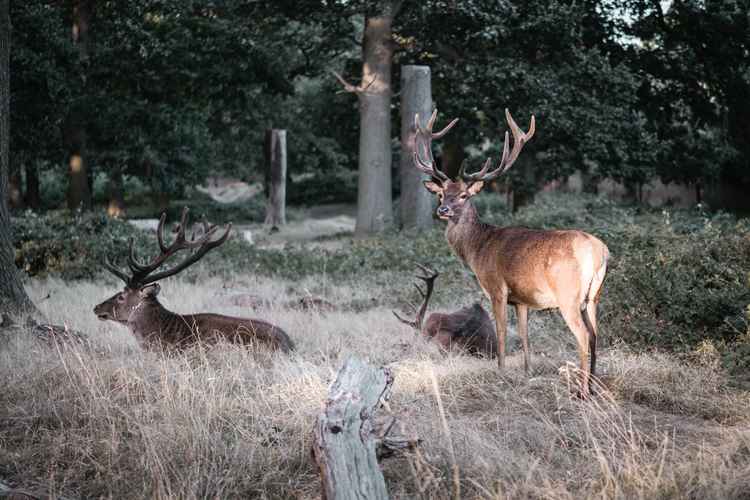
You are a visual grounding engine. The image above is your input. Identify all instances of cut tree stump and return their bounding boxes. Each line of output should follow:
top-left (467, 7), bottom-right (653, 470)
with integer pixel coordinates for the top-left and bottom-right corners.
top-left (312, 357), bottom-right (418, 500)
top-left (263, 129), bottom-right (287, 228)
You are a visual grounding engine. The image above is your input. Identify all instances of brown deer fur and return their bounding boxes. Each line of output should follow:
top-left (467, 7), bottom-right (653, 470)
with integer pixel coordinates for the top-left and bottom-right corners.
top-left (414, 110), bottom-right (609, 396)
top-left (95, 284), bottom-right (293, 352)
top-left (393, 266), bottom-right (497, 356)
top-left (94, 208), bottom-right (294, 353)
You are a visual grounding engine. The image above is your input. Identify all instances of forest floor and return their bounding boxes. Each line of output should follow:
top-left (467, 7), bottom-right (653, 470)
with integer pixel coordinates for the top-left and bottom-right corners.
top-left (2, 193), bottom-right (750, 499)
top-left (240, 203), bottom-right (356, 250)
top-left (1, 270), bottom-right (749, 499)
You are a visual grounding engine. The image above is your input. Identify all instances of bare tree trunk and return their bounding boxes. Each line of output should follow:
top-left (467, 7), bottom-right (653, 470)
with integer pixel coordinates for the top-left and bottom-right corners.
top-left (25, 162), bottom-right (40, 209)
top-left (65, 0), bottom-right (92, 211)
top-left (264, 129), bottom-right (287, 228)
top-left (106, 169), bottom-right (125, 218)
top-left (354, 13), bottom-right (394, 235)
top-left (7, 166), bottom-right (21, 208)
top-left (0, 0), bottom-right (36, 316)
top-left (399, 65), bottom-right (433, 230)
top-left (312, 357), bottom-right (392, 500)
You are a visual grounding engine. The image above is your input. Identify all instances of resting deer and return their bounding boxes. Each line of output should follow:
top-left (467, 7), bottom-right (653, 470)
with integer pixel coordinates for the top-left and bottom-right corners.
top-left (93, 208), bottom-right (294, 353)
top-left (393, 264), bottom-right (497, 356)
top-left (412, 109), bottom-right (609, 396)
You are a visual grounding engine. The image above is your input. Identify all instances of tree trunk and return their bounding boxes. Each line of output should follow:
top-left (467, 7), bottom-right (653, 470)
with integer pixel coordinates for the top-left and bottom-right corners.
top-left (440, 141), bottom-right (464, 181)
top-left (312, 357), bottom-right (392, 500)
top-left (64, 0), bottom-right (92, 211)
top-left (264, 129), bottom-right (287, 228)
top-left (354, 13), bottom-right (394, 235)
top-left (399, 65), bottom-right (433, 230)
top-left (7, 167), bottom-right (21, 209)
top-left (0, 0), bottom-right (36, 316)
top-left (106, 169), bottom-right (125, 218)
top-left (25, 162), bottom-right (40, 209)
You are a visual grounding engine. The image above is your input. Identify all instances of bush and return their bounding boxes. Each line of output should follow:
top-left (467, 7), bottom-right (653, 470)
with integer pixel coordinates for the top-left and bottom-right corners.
top-left (12, 210), bottom-right (152, 280)
top-left (13, 193), bottom-right (750, 358)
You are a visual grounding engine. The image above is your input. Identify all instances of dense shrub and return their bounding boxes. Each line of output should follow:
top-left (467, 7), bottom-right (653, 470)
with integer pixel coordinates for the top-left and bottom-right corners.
top-left (12, 193), bottom-right (750, 358)
top-left (12, 210), bottom-right (152, 280)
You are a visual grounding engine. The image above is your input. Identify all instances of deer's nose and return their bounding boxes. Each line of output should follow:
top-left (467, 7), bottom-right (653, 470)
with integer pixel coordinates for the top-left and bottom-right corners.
top-left (437, 206), bottom-right (451, 216)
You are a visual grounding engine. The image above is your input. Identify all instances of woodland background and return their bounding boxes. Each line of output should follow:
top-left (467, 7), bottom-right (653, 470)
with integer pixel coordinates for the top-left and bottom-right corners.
top-left (1, 2), bottom-right (750, 498)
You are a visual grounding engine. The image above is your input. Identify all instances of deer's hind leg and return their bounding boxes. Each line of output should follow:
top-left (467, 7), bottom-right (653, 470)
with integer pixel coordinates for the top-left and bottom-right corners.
top-left (558, 301), bottom-right (593, 398)
top-left (515, 304), bottom-right (530, 374)
top-left (490, 286), bottom-right (509, 370)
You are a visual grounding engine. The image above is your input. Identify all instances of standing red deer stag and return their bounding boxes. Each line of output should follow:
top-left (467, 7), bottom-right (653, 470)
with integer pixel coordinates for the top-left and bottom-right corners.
top-left (412, 109), bottom-right (609, 396)
top-left (393, 264), bottom-right (497, 356)
top-left (93, 208), bottom-right (294, 353)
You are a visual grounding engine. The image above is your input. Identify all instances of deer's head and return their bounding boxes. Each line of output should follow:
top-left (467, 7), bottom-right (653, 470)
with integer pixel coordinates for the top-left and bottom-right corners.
top-left (412, 109), bottom-right (535, 221)
top-left (94, 208), bottom-right (231, 325)
top-left (94, 284), bottom-right (161, 323)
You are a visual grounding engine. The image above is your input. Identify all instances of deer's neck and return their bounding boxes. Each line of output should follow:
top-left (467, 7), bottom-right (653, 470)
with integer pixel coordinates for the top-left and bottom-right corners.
top-left (445, 203), bottom-right (492, 267)
top-left (127, 298), bottom-right (188, 346)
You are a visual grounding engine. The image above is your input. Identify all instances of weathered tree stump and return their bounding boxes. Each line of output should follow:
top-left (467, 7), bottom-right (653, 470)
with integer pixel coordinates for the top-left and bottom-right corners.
top-left (263, 129), bottom-right (287, 228)
top-left (312, 357), bottom-right (417, 500)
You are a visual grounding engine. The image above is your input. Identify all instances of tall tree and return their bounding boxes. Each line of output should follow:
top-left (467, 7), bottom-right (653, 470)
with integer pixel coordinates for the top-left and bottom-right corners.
top-left (335, 1), bottom-right (402, 235)
top-left (64, 0), bottom-right (92, 211)
top-left (0, 0), bottom-right (35, 315)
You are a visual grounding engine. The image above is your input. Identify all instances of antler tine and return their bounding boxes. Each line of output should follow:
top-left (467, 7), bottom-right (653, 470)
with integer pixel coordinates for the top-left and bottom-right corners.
top-left (461, 109), bottom-right (535, 182)
top-left (138, 223), bottom-right (232, 286)
top-left (392, 311), bottom-right (419, 330)
top-left (127, 237), bottom-right (151, 274)
top-left (103, 257), bottom-right (131, 285)
top-left (413, 283), bottom-right (426, 299)
top-left (431, 117), bottom-right (459, 139)
top-left (412, 110), bottom-right (458, 182)
top-left (113, 207), bottom-right (233, 288)
top-left (156, 212), bottom-right (168, 252)
top-left (415, 263), bottom-right (439, 281)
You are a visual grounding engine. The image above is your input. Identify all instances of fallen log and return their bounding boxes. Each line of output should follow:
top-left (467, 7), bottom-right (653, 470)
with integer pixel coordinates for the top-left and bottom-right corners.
top-left (312, 357), bottom-right (417, 500)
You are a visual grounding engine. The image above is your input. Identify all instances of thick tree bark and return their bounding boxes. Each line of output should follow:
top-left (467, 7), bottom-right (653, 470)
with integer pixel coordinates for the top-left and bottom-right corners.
top-left (25, 163), bottom-right (40, 209)
top-left (354, 13), bottom-right (394, 235)
top-left (0, 0), bottom-right (35, 316)
top-left (312, 357), bottom-right (392, 500)
top-left (264, 129), bottom-right (287, 227)
top-left (64, 0), bottom-right (92, 211)
top-left (399, 65), bottom-right (433, 230)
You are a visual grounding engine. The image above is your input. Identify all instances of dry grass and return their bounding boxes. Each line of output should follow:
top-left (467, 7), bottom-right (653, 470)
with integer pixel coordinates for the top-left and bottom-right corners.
top-left (1, 273), bottom-right (749, 499)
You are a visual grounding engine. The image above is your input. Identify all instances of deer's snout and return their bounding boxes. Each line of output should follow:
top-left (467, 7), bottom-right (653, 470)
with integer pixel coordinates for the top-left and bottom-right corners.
top-left (437, 206), bottom-right (453, 219)
top-left (93, 303), bottom-right (111, 321)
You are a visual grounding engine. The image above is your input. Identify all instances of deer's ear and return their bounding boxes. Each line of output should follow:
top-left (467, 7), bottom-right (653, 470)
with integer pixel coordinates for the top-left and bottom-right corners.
top-left (467, 181), bottom-right (485, 196)
top-left (423, 180), bottom-right (443, 194)
top-left (140, 283), bottom-right (161, 298)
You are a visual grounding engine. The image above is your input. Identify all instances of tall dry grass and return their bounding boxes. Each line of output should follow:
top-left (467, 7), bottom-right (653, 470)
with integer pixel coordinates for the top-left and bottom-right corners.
top-left (1, 274), bottom-right (749, 499)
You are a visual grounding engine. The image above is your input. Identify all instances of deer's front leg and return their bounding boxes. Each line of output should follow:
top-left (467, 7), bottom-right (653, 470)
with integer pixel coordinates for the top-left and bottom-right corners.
top-left (491, 286), bottom-right (509, 369)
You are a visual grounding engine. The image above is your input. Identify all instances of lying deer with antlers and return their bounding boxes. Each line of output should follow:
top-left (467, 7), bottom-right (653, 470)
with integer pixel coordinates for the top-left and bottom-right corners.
top-left (412, 109), bottom-right (609, 397)
top-left (93, 208), bottom-right (294, 353)
top-left (393, 265), bottom-right (497, 356)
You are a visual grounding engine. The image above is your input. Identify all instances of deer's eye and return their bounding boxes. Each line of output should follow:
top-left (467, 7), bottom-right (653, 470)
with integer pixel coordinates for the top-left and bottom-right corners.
top-left (117, 295), bottom-right (125, 303)
top-left (459, 193), bottom-right (468, 200)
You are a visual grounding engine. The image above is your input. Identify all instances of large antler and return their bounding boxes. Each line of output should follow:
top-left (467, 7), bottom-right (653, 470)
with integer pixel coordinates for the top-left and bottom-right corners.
top-left (460, 108), bottom-right (535, 182)
top-left (104, 207), bottom-right (232, 288)
top-left (392, 264), bottom-right (439, 331)
top-left (412, 110), bottom-right (459, 182)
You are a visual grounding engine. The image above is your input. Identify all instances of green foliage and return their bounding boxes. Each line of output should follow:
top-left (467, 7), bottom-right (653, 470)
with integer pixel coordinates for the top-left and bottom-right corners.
top-left (11, 193), bottom-right (750, 360)
top-left (11, 211), bottom-right (151, 280)
top-left (287, 170), bottom-right (358, 206)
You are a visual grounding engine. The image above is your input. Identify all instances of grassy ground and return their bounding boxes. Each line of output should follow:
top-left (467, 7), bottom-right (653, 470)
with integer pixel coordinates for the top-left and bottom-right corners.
top-left (2, 193), bottom-right (750, 498)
